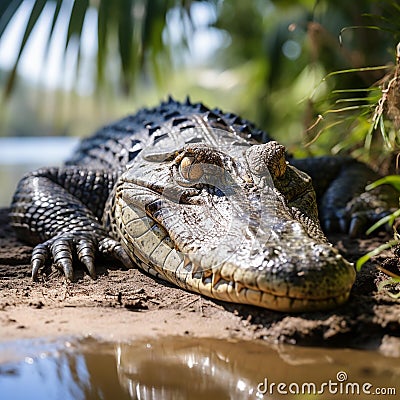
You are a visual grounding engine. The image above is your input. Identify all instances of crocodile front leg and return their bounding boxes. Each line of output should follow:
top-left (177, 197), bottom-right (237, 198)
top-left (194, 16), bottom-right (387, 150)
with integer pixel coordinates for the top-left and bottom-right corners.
top-left (292, 157), bottom-right (397, 236)
top-left (10, 167), bottom-right (131, 280)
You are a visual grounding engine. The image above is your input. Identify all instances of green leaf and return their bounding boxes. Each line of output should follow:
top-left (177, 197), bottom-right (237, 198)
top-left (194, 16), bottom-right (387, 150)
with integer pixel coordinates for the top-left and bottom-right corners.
top-left (366, 175), bottom-right (400, 192)
top-left (339, 25), bottom-right (397, 43)
top-left (97, 0), bottom-right (111, 86)
top-left (324, 105), bottom-right (373, 114)
top-left (5, 0), bottom-right (47, 97)
top-left (66, 0), bottom-right (88, 48)
top-left (364, 117), bottom-right (374, 151)
top-left (140, 0), bottom-right (171, 85)
top-left (323, 65), bottom-right (391, 80)
top-left (335, 97), bottom-right (378, 104)
top-left (366, 209), bottom-right (400, 235)
top-left (379, 115), bottom-right (392, 149)
top-left (118, 0), bottom-right (134, 92)
top-left (65, 0), bottom-right (88, 74)
top-left (356, 239), bottom-right (399, 271)
top-left (332, 88), bottom-right (377, 94)
top-left (142, 0), bottom-right (163, 53)
top-left (0, 0), bottom-right (201, 97)
top-left (0, 0), bottom-right (23, 37)
top-left (42, 0), bottom-right (63, 62)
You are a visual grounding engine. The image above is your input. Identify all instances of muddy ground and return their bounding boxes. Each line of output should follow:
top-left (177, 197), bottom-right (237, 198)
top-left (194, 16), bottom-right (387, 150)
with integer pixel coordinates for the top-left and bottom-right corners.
top-left (1, 207), bottom-right (399, 354)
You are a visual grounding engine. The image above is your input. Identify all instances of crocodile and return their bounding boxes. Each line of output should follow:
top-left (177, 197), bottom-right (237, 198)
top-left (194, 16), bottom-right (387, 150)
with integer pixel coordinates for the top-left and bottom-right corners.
top-left (9, 98), bottom-right (391, 312)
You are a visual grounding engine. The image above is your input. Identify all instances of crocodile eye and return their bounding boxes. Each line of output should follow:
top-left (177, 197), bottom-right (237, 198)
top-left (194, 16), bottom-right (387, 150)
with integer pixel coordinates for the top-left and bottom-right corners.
top-left (179, 156), bottom-right (204, 181)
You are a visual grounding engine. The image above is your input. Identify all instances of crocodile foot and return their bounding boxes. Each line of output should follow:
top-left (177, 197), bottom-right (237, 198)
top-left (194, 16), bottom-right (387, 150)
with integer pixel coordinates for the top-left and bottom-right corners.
top-left (31, 233), bottom-right (132, 281)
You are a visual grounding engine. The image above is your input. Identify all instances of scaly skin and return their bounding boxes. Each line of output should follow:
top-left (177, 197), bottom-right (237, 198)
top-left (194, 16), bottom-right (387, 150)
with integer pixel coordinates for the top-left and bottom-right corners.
top-left (10, 98), bottom-right (393, 312)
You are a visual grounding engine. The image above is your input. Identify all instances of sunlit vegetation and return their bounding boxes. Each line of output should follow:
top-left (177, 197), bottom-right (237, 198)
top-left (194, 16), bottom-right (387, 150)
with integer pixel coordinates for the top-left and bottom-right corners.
top-left (0, 1), bottom-right (397, 157)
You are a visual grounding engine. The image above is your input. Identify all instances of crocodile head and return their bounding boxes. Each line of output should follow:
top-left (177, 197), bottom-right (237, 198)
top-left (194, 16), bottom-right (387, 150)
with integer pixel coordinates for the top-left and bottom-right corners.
top-left (112, 130), bottom-right (355, 312)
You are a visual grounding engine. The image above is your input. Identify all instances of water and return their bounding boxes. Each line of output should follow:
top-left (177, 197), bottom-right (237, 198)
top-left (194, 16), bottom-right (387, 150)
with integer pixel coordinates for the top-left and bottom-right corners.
top-left (0, 336), bottom-right (398, 400)
top-left (0, 137), bottom-right (79, 206)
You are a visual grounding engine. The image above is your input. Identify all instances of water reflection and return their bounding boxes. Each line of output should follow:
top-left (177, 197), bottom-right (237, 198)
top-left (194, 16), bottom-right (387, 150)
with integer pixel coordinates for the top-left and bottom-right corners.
top-left (0, 336), bottom-right (399, 400)
top-left (116, 339), bottom-right (255, 399)
top-left (0, 338), bottom-right (130, 400)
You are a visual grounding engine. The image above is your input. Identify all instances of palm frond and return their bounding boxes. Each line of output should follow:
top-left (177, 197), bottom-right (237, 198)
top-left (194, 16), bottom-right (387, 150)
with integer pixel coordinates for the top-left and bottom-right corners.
top-left (0, 0), bottom-right (23, 37)
top-left (0, 0), bottom-right (203, 96)
top-left (4, 0), bottom-right (47, 96)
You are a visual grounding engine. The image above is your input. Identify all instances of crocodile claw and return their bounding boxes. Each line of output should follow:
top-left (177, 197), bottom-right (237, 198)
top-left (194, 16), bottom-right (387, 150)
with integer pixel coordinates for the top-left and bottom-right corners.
top-left (31, 234), bottom-right (131, 281)
top-left (98, 237), bottom-right (132, 269)
top-left (51, 237), bottom-right (75, 280)
top-left (323, 208), bottom-right (393, 237)
top-left (348, 214), bottom-right (367, 238)
top-left (31, 243), bottom-right (50, 281)
top-left (75, 238), bottom-right (97, 279)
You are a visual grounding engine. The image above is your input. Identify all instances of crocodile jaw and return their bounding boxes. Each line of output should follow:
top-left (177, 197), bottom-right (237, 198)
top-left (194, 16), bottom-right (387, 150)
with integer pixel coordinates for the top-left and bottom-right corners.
top-left (114, 197), bottom-right (355, 312)
top-left (113, 179), bottom-right (355, 312)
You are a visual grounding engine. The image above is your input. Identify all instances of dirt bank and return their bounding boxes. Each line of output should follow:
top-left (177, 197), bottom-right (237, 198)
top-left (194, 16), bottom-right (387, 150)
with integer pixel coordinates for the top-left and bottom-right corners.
top-left (1, 207), bottom-right (399, 353)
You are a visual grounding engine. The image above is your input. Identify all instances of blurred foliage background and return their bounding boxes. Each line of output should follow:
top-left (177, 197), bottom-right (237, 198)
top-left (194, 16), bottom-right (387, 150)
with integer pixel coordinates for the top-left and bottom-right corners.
top-left (0, 0), bottom-right (399, 163)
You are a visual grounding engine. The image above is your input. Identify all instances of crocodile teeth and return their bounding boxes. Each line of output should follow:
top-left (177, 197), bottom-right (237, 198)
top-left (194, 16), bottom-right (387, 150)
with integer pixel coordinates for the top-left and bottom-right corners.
top-left (202, 268), bottom-right (213, 278)
top-left (183, 256), bottom-right (192, 271)
top-left (235, 282), bottom-right (245, 295)
top-left (211, 270), bottom-right (222, 287)
top-left (190, 262), bottom-right (201, 277)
